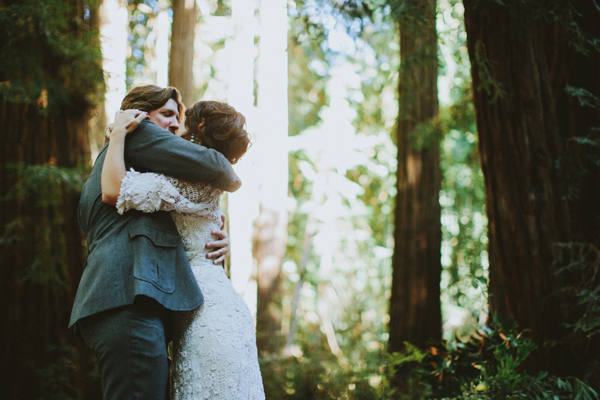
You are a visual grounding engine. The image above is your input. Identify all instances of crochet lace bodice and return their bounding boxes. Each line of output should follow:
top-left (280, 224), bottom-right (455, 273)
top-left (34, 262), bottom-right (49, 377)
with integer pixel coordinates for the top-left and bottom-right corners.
top-left (116, 169), bottom-right (265, 399)
top-left (117, 169), bottom-right (223, 257)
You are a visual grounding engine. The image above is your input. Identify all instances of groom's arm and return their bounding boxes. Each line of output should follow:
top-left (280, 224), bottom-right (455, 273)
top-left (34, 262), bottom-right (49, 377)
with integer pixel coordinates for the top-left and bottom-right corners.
top-left (124, 120), bottom-right (241, 192)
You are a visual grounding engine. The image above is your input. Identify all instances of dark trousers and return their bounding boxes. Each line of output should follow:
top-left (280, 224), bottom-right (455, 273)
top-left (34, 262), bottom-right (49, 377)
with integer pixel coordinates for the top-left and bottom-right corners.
top-left (78, 296), bottom-right (172, 400)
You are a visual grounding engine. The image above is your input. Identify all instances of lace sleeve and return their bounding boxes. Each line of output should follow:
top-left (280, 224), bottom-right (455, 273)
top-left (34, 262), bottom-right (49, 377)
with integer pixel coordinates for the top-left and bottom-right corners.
top-left (115, 169), bottom-right (219, 218)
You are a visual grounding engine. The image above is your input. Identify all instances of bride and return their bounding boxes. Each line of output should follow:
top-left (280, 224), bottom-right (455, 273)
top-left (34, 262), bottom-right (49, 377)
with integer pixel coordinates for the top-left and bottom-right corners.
top-left (102, 101), bottom-right (265, 399)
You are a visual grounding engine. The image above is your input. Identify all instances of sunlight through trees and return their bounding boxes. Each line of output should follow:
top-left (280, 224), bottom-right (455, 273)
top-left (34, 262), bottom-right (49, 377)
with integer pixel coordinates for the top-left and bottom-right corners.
top-left (2, 0), bottom-right (600, 398)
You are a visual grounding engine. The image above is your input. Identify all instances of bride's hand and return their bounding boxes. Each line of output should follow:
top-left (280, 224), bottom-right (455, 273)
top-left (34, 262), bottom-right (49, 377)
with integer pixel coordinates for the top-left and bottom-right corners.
top-left (105, 109), bottom-right (148, 140)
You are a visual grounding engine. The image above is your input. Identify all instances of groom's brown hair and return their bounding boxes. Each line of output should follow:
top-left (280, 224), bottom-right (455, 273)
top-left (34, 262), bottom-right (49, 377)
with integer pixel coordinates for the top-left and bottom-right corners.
top-left (120, 84), bottom-right (184, 122)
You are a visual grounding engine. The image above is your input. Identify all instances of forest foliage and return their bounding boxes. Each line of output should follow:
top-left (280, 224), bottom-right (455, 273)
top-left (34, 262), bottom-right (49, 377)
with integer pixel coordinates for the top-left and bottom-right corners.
top-left (0, 0), bottom-right (103, 111)
top-left (1, 0), bottom-right (600, 399)
top-left (0, 1), bottom-right (104, 399)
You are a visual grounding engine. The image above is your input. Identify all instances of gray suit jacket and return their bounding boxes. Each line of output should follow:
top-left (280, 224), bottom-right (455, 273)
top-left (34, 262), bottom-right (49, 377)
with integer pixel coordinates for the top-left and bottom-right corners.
top-left (69, 120), bottom-right (240, 328)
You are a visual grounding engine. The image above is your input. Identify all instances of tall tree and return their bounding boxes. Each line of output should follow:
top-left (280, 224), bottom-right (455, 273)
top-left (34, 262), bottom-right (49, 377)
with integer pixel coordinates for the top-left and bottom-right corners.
top-left (154, 7), bottom-right (170, 87)
top-left (0, 0), bottom-right (104, 398)
top-left (255, 0), bottom-right (289, 354)
top-left (227, 0), bottom-right (259, 312)
top-left (388, 0), bottom-right (442, 354)
top-left (463, 0), bottom-right (600, 380)
top-left (96, 0), bottom-right (128, 160)
top-left (169, 0), bottom-right (197, 107)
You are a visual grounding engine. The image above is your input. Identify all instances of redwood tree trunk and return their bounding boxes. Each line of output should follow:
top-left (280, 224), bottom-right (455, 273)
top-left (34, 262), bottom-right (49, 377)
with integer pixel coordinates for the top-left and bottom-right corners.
top-left (463, 0), bottom-right (600, 379)
top-left (388, 0), bottom-right (442, 354)
top-left (0, 1), bottom-right (103, 398)
top-left (169, 0), bottom-right (197, 107)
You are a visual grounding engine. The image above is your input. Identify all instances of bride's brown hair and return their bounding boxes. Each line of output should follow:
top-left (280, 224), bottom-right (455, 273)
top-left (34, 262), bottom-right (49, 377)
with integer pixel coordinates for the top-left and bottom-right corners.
top-left (181, 101), bottom-right (250, 164)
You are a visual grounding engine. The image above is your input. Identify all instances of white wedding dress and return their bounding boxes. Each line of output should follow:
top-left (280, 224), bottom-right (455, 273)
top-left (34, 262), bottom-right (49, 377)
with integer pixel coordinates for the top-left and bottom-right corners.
top-left (116, 169), bottom-right (265, 400)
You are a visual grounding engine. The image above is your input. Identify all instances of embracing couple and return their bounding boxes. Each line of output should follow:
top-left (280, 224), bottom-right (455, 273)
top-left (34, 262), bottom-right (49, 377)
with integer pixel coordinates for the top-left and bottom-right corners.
top-left (69, 84), bottom-right (265, 399)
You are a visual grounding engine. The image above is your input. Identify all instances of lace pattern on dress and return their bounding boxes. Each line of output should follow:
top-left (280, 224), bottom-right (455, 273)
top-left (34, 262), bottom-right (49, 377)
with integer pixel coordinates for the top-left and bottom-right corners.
top-left (117, 169), bottom-right (224, 248)
top-left (117, 169), bottom-right (221, 219)
top-left (116, 169), bottom-right (265, 399)
top-left (173, 258), bottom-right (265, 400)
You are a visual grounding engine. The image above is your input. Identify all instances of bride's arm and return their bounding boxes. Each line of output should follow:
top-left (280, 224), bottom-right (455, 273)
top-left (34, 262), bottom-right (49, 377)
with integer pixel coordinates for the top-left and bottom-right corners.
top-left (115, 170), bottom-right (221, 217)
top-left (101, 110), bottom-right (148, 206)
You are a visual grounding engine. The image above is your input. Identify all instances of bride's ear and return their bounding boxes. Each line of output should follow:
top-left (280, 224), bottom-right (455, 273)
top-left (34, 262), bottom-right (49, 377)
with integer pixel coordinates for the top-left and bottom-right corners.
top-left (198, 119), bottom-right (205, 130)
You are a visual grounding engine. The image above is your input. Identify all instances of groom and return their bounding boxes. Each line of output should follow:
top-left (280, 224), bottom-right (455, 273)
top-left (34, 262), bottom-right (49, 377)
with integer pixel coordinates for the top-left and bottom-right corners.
top-left (69, 84), bottom-right (240, 400)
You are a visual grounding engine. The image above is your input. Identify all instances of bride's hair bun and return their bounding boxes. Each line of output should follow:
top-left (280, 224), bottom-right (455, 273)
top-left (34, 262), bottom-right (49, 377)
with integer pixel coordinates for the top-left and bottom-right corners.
top-left (183, 101), bottom-right (251, 164)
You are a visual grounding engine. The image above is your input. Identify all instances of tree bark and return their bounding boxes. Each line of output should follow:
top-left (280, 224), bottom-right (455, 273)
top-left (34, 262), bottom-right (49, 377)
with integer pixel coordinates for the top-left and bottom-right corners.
top-left (463, 0), bottom-right (600, 379)
top-left (388, 0), bottom-right (442, 355)
top-left (169, 0), bottom-right (197, 107)
top-left (0, 1), bottom-right (103, 398)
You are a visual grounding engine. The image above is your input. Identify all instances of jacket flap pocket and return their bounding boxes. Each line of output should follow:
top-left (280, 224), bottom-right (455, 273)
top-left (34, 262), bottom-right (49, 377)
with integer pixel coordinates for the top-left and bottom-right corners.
top-left (128, 222), bottom-right (179, 247)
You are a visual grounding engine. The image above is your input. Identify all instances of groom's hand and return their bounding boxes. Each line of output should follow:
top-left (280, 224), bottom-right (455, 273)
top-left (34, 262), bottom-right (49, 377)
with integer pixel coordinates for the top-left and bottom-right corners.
top-left (206, 215), bottom-right (230, 265)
